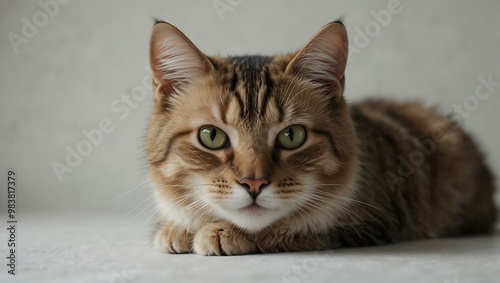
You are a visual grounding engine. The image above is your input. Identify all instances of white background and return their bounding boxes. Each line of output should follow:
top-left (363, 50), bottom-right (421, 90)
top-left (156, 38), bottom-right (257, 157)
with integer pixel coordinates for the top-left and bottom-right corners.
top-left (1, 0), bottom-right (499, 217)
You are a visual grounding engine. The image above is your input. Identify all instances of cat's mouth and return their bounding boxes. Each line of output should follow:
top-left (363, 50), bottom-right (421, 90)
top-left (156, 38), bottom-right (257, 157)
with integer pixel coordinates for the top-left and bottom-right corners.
top-left (239, 203), bottom-right (267, 215)
top-left (228, 201), bottom-right (284, 231)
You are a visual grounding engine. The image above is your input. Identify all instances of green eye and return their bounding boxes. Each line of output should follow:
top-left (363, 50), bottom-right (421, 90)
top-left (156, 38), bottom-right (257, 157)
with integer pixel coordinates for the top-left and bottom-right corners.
top-left (199, 125), bottom-right (228, 150)
top-left (276, 125), bottom-right (306, 149)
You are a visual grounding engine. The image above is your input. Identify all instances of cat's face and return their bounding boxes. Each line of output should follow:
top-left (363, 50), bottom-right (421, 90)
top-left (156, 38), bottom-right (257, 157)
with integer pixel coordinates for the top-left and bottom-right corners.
top-left (147, 22), bottom-right (358, 232)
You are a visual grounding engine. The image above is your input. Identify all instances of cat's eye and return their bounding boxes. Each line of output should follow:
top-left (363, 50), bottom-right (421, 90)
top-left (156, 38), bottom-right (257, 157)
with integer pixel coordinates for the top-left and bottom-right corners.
top-left (276, 125), bottom-right (306, 150)
top-left (199, 125), bottom-right (229, 150)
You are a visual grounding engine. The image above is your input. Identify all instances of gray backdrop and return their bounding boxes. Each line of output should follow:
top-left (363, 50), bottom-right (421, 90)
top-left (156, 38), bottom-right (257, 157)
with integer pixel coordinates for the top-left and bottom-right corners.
top-left (1, 0), bottom-right (499, 217)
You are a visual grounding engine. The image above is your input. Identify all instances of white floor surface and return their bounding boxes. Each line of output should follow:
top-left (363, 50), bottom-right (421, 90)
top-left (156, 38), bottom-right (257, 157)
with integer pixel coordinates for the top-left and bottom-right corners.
top-left (0, 214), bottom-right (499, 283)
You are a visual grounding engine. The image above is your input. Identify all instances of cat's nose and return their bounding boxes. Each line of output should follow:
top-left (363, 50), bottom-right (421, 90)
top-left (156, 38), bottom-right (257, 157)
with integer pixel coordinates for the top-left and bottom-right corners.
top-left (238, 177), bottom-right (269, 199)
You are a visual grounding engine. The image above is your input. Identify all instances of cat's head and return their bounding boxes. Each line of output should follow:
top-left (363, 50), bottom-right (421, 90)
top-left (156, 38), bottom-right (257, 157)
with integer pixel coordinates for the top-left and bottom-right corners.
top-left (147, 21), bottom-right (359, 232)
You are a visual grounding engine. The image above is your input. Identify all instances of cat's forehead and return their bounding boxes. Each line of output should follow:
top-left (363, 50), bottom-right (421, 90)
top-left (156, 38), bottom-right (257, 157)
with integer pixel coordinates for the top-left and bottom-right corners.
top-left (227, 56), bottom-right (273, 73)
top-left (225, 55), bottom-right (274, 96)
top-left (215, 56), bottom-right (278, 126)
top-left (203, 54), bottom-right (325, 134)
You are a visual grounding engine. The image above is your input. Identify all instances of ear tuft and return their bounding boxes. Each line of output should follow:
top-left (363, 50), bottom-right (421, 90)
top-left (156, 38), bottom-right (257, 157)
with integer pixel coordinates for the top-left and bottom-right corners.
top-left (153, 18), bottom-right (168, 25)
top-left (150, 23), bottom-right (213, 99)
top-left (329, 17), bottom-right (345, 26)
top-left (286, 22), bottom-right (349, 96)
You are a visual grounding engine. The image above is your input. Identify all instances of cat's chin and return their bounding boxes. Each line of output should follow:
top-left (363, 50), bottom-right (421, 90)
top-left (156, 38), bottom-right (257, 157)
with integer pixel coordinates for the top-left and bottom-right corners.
top-left (222, 205), bottom-right (287, 232)
top-left (239, 203), bottom-right (266, 214)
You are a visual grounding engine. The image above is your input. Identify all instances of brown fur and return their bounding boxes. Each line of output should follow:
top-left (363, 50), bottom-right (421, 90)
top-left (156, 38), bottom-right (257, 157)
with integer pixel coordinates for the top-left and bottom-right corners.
top-left (147, 21), bottom-right (496, 255)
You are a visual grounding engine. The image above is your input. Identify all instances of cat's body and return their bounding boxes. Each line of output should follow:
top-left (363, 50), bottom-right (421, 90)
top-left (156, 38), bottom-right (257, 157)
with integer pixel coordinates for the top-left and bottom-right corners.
top-left (147, 21), bottom-right (496, 255)
top-left (345, 101), bottom-right (496, 245)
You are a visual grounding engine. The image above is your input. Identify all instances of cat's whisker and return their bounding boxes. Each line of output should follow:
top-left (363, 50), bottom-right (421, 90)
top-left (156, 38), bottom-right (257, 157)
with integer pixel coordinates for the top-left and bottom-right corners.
top-left (299, 194), bottom-right (366, 242)
top-left (312, 189), bottom-right (386, 213)
top-left (140, 203), bottom-right (158, 223)
top-left (196, 207), bottom-right (214, 227)
top-left (122, 194), bottom-right (155, 219)
top-left (293, 183), bottom-right (342, 187)
top-left (184, 201), bottom-right (211, 224)
top-left (306, 192), bottom-right (373, 220)
top-left (111, 178), bottom-right (152, 202)
top-left (306, 195), bottom-right (368, 229)
top-left (309, 189), bottom-right (397, 233)
top-left (299, 190), bottom-right (367, 221)
top-left (160, 183), bottom-right (216, 188)
top-left (131, 198), bottom-right (157, 221)
top-left (286, 201), bottom-right (314, 228)
top-left (145, 209), bottom-right (159, 224)
top-left (184, 200), bottom-right (205, 212)
top-left (151, 190), bottom-right (215, 226)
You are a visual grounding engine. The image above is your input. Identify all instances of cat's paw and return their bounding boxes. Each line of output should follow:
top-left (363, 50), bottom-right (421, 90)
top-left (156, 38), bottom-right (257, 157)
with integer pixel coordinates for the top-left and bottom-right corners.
top-left (193, 222), bottom-right (256, 256)
top-left (154, 225), bottom-right (193, 254)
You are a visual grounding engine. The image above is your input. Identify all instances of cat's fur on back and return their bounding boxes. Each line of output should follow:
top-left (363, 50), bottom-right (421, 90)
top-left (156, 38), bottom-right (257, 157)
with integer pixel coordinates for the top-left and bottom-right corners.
top-left (146, 20), bottom-right (496, 255)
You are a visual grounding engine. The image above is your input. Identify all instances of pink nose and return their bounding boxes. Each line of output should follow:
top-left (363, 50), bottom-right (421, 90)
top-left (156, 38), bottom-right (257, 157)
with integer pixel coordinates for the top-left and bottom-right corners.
top-left (239, 177), bottom-right (269, 199)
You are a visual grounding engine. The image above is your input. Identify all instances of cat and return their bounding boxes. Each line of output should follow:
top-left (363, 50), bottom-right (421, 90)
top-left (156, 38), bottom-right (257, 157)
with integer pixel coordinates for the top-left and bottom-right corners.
top-left (146, 20), bottom-right (497, 255)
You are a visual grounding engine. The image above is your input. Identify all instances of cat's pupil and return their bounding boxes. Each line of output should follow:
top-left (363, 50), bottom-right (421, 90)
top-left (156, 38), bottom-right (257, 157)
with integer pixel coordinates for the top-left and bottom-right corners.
top-left (286, 127), bottom-right (294, 142)
top-left (210, 128), bottom-right (217, 142)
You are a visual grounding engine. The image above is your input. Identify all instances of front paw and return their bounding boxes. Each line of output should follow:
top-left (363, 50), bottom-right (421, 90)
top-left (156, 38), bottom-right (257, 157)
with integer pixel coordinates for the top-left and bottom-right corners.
top-left (193, 222), bottom-right (256, 256)
top-left (154, 225), bottom-right (193, 254)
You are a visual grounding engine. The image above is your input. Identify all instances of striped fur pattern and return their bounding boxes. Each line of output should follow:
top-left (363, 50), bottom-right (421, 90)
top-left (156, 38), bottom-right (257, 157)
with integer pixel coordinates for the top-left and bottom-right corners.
top-left (146, 21), bottom-right (496, 255)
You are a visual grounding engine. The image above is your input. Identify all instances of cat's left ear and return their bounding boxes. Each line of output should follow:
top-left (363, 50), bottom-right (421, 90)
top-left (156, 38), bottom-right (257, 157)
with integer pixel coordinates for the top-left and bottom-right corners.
top-left (286, 21), bottom-right (348, 98)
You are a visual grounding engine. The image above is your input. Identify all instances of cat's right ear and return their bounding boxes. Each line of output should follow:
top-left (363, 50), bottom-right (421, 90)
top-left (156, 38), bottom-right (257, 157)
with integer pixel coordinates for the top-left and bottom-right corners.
top-left (149, 22), bottom-right (214, 101)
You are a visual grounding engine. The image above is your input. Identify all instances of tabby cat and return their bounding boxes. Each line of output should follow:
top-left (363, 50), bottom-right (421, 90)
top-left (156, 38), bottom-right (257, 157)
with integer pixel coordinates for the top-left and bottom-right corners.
top-left (146, 20), bottom-right (496, 255)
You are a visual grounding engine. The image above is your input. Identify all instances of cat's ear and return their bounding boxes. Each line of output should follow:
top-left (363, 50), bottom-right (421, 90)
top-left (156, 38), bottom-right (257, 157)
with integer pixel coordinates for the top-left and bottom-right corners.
top-left (286, 21), bottom-right (348, 98)
top-left (149, 22), bottom-right (214, 100)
